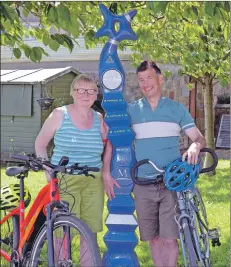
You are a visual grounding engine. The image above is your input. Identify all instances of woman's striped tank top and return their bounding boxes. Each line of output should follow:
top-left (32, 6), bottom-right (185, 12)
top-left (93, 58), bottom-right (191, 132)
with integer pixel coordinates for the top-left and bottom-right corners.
top-left (51, 106), bottom-right (104, 169)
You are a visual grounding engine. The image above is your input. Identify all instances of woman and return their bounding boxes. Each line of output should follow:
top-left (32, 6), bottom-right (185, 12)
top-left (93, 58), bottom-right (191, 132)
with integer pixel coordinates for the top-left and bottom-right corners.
top-left (35, 74), bottom-right (107, 266)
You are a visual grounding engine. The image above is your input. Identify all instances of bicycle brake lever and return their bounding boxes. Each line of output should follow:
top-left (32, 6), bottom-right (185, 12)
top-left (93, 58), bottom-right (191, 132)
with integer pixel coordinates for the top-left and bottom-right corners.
top-left (82, 170), bottom-right (96, 179)
top-left (88, 174), bottom-right (96, 179)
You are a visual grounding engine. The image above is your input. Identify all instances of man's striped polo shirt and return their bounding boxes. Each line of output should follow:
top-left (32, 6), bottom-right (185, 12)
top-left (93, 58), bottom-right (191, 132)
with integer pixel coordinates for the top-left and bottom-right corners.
top-left (127, 96), bottom-right (196, 178)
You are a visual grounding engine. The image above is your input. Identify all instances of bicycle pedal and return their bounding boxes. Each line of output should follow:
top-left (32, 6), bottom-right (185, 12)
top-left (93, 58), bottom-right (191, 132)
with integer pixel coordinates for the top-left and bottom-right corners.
top-left (208, 227), bottom-right (220, 239)
top-left (211, 238), bottom-right (221, 247)
top-left (1, 233), bottom-right (13, 246)
top-left (208, 228), bottom-right (221, 247)
top-left (1, 237), bottom-right (10, 245)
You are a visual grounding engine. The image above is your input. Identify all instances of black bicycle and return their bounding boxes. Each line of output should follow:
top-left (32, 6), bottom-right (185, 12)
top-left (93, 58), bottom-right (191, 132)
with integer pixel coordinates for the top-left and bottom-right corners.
top-left (131, 148), bottom-right (221, 267)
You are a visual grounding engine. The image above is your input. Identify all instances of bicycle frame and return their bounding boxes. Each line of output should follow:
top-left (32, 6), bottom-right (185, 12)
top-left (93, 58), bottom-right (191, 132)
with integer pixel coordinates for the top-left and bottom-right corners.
top-left (0, 175), bottom-right (60, 263)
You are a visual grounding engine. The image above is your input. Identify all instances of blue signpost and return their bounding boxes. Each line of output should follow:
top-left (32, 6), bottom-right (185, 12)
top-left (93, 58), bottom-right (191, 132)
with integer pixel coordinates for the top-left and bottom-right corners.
top-left (95, 4), bottom-right (139, 267)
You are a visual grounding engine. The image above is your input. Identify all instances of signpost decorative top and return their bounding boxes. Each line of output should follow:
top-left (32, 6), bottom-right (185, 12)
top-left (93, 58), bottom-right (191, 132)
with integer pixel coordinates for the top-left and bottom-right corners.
top-left (96, 4), bottom-right (137, 94)
top-left (95, 4), bottom-right (137, 42)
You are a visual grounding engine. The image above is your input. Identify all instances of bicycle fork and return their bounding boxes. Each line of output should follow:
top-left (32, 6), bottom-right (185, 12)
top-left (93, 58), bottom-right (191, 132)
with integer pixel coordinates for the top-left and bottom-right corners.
top-left (46, 203), bottom-right (55, 266)
top-left (175, 192), bottom-right (192, 267)
top-left (46, 201), bottom-right (72, 266)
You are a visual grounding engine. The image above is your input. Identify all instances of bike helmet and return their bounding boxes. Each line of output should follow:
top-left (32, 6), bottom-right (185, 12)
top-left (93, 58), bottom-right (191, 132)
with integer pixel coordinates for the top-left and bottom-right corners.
top-left (0, 184), bottom-right (31, 211)
top-left (164, 158), bottom-right (201, 192)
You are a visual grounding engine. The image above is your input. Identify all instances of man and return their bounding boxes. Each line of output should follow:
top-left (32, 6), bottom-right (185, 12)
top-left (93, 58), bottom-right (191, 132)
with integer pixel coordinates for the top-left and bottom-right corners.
top-left (103, 60), bottom-right (206, 267)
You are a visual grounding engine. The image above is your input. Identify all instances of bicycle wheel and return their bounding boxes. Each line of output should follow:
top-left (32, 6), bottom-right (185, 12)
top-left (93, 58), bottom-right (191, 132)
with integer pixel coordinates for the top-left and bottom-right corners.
top-left (30, 215), bottom-right (102, 267)
top-left (192, 188), bottom-right (211, 266)
top-left (181, 218), bottom-right (198, 267)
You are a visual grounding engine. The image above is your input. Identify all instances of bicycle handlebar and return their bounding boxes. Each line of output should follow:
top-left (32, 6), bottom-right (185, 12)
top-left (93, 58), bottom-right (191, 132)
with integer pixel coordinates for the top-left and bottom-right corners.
top-left (131, 148), bottom-right (218, 185)
top-left (199, 148), bottom-right (218, 173)
top-left (11, 154), bottom-right (30, 161)
top-left (10, 154), bottom-right (100, 175)
top-left (132, 159), bottom-right (165, 173)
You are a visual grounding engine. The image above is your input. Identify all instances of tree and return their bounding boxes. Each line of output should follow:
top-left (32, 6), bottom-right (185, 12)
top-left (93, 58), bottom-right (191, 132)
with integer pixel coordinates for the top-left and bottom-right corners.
top-left (1, 1), bottom-right (230, 168)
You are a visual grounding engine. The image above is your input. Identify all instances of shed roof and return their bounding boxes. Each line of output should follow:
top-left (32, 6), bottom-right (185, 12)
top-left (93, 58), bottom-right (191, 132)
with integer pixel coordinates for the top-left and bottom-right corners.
top-left (1, 66), bottom-right (79, 84)
top-left (1, 37), bottom-right (132, 63)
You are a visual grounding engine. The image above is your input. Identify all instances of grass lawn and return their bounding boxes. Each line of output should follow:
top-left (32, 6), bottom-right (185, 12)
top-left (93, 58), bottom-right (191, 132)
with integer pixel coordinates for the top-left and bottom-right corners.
top-left (1, 160), bottom-right (230, 266)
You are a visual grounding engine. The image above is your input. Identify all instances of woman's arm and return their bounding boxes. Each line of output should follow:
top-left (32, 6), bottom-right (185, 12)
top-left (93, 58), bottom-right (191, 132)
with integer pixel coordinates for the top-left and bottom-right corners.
top-left (102, 140), bottom-right (120, 200)
top-left (35, 108), bottom-right (62, 159)
top-left (35, 108), bottom-right (63, 181)
top-left (97, 112), bottom-right (120, 199)
top-left (97, 112), bottom-right (108, 144)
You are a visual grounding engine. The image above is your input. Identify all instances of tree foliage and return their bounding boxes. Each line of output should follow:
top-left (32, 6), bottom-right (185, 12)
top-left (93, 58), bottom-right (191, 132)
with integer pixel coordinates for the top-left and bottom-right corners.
top-left (1, 1), bottom-right (229, 85)
top-left (1, 1), bottom-right (230, 160)
top-left (1, 1), bottom-right (85, 62)
top-left (132, 1), bottom-right (230, 87)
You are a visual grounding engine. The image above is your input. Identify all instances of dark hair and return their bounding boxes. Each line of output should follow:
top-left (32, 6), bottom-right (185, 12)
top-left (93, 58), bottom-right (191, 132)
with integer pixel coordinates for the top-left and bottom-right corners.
top-left (136, 60), bottom-right (161, 75)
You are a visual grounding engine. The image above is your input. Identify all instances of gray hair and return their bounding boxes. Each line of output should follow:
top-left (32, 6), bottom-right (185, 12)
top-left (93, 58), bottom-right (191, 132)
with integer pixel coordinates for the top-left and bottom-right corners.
top-left (70, 74), bottom-right (98, 95)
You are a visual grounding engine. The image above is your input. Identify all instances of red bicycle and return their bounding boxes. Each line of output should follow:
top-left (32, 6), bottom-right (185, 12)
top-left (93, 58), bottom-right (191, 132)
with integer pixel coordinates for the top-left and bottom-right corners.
top-left (0, 154), bottom-right (102, 267)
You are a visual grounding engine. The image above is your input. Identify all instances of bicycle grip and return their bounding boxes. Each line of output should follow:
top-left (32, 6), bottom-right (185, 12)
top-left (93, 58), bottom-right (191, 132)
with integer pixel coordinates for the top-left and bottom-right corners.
top-left (132, 159), bottom-right (150, 170)
top-left (131, 159), bottom-right (150, 185)
top-left (88, 167), bottom-right (100, 172)
top-left (11, 154), bottom-right (30, 161)
top-left (200, 148), bottom-right (218, 173)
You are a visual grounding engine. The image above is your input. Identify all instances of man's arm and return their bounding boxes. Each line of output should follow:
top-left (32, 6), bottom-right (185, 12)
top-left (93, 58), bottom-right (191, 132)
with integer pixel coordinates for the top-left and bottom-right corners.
top-left (182, 127), bottom-right (206, 164)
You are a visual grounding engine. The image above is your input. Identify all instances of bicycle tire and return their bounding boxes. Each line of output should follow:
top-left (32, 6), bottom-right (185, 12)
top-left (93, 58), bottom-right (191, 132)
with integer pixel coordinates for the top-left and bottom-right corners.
top-left (194, 188), bottom-right (209, 225)
top-left (182, 218), bottom-right (198, 267)
top-left (30, 215), bottom-right (102, 267)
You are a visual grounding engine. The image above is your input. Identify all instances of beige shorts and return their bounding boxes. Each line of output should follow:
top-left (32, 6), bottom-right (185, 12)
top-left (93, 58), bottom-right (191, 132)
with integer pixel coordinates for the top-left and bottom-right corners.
top-left (58, 171), bottom-right (104, 233)
top-left (133, 183), bottom-right (179, 241)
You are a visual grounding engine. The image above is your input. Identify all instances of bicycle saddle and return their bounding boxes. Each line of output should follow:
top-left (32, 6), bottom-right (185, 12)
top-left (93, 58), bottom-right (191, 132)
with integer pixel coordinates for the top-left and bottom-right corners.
top-left (6, 166), bottom-right (29, 177)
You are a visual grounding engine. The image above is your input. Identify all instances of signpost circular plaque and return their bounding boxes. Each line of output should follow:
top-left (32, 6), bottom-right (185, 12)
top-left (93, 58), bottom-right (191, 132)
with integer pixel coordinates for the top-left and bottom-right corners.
top-left (102, 69), bottom-right (123, 90)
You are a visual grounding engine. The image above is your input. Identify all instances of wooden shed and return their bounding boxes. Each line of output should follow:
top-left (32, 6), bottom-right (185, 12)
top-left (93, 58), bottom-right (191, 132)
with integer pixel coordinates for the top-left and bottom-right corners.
top-left (1, 67), bottom-right (80, 161)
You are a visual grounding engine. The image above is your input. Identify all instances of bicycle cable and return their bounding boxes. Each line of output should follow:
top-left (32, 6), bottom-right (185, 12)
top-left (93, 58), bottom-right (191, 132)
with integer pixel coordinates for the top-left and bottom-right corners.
top-left (58, 173), bottom-right (76, 213)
